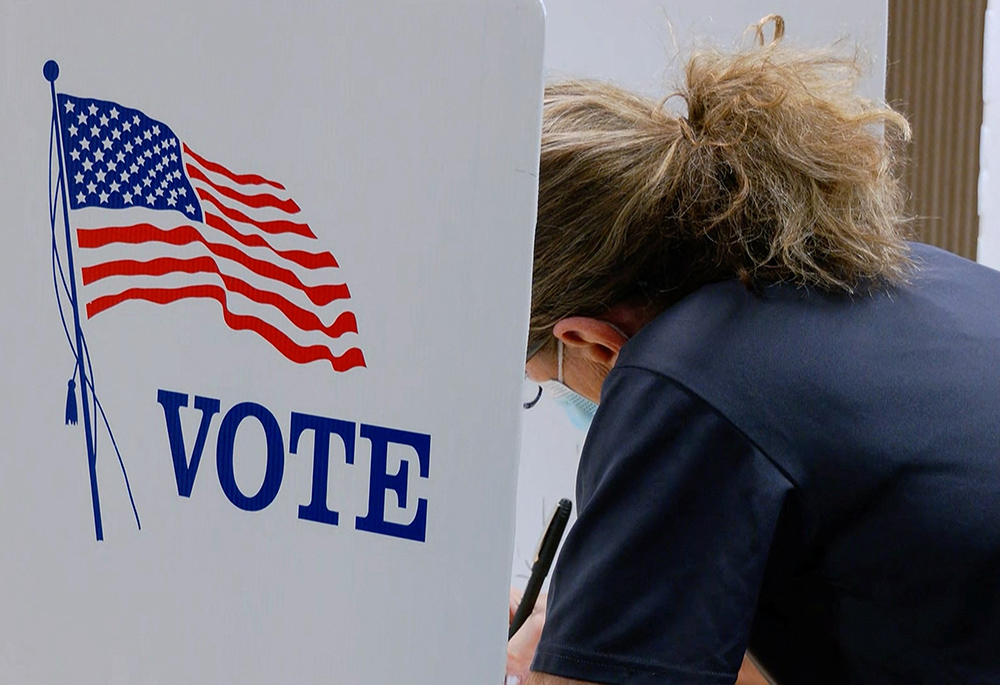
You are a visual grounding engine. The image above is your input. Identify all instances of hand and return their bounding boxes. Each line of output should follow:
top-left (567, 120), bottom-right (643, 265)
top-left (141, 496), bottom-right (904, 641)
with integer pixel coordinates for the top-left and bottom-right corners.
top-left (506, 587), bottom-right (547, 684)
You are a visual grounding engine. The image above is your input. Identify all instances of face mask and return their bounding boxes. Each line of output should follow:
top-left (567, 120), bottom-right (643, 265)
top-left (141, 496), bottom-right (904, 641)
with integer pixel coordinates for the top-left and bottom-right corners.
top-left (539, 340), bottom-right (599, 431)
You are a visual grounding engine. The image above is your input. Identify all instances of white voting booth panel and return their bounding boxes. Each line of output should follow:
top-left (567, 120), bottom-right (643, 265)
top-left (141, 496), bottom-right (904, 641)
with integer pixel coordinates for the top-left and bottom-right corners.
top-left (513, 0), bottom-right (888, 588)
top-left (0, 1), bottom-right (543, 682)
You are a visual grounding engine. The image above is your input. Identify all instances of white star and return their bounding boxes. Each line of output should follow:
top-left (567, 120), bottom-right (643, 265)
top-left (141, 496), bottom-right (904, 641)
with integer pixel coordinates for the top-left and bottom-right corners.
top-left (143, 129), bottom-right (153, 140)
top-left (102, 137), bottom-right (112, 149)
top-left (87, 103), bottom-right (98, 116)
top-left (68, 124), bottom-right (78, 137)
top-left (94, 150), bottom-right (104, 163)
top-left (99, 191), bottom-right (109, 203)
top-left (173, 170), bottom-right (182, 180)
top-left (77, 112), bottom-right (87, 124)
top-left (90, 125), bottom-right (100, 137)
top-left (99, 114), bottom-right (109, 127)
top-left (132, 115), bottom-right (140, 125)
top-left (107, 161), bottom-right (117, 172)
top-left (160, 179), bottom-right (169, 189)
top-left (134, 136), bottom-right (142, 146)
top-left (167, 195), bottom-right (177, 206)
top-left (120, 170), bottom-right (131, 183)
top-left (148, 167), bottom-right (157, 178)
top-left (110, 107), bottom-right (119, 120)
top-left (76, 192), bottom-right (86, 203)
top-left (133, 184), bottom-right (142, 195)
top-left (177, 187), bottom-right (187, 197)
top-left (153, 143), bottom-right (161, 154)
top-left (144, 149), bottom-right (153, 159)
top-left (111, 128), bottom-right (121, 140)
top-left (137, 156), bottom-right (146, 167)
top-left (124, 142), bottom-right (134, 154)
top-left (155, 187), bottom-right (164, 197)
top-left (151, 125), bottom-right (160, 136)
top-left (74, 172), bottom-right (84, 184)
top-left (116, 151), bottom-right (126, 162)
top-left (109, 181), bottom-right (120, 193)
top-left (79, 138), bottom-right (90, 150)
top-left (122, 121), bottom-right (131, 132)
top-left (130, 163), bottom-right (139, 174)
top-left (169, 189), bottom-right (177, 198)
top-left (86, 181), bottom-right (97, 194)
top-left (143, 177), bottom-right (152, 187)
top-left (155, 162), bottom-right (163, 172)
top-left (82, 159), bottom-right (93, 171)
top-left (69, 149), bottom-right (81, 161)
top-left (185, 204), bottom-right (195, 214)
top-left (123, 191), bottom-right (133, 204)
top-left (95, 169), bottom-right (106, 183)
top-left (161, 156), bottom-right (170, 167)
top-left (64, 101), bottom-right (75, 113)
top-left (146, 194), bottom-right (155, 204)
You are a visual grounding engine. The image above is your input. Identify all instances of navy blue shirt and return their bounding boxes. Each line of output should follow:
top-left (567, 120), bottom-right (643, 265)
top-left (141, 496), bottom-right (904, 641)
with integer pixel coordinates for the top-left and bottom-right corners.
top-left (532, 244), bottom-right (1000, 684)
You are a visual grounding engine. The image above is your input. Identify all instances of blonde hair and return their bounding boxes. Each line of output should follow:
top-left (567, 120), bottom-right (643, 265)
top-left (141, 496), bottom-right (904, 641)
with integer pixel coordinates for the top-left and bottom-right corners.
top-left (528, 16), bottom-right (912, 358)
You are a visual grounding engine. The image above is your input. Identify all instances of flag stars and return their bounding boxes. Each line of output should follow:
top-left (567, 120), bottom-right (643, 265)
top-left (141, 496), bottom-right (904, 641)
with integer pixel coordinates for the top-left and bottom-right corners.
top-left (107, 161), bottom-right (117, 172)
top-left (110, 107), bottom-right (119, 120)
top-left (185, 204), bottom-right (195, 214)
top-left (77, 112), bottom-right (88, 125)
top-left (123, 121), bottom-right (132, 133)
top-left (109, 181), bottom-right (120, 193)
top-left (134, 136), bottom-right (143, 147)
top-left (74, 172), bottom-right (84, 184)
top-left (82, 159), bottom-right (94, 171)
top-left (95, 169), bottom-right (107, 183)
top-left (116, 151), bottom-right (126, 163)
top-left (123, 191), bottom-right (133, 204)
top-left (124, 142), bottom-right (134, 154)
top-left (132, 115), bottom-right (140, 125)
top-left (99, 191), bottom-right (109, 204)
top-left (90, 124), bottom-right (100, 137)
top-left (102, 137), bottom-right (113, 149)
top-left (167, 196), bottom-right (177, 207)
top-left (86, 181), bottom-right (97, 195)
top-left (143, 129), bottom-right (153, 141)
top-left (76, 192), bottom-right (86, 203)
top-left (112, 128), bottom-right (121, 140)
top-left (88, 104), bottom-right (98, 116)
top-left (146, 194), bottom-right (155, 205)
top-left (155, 187), bottom-right (164, 197)
top-left (130, 163), bottom-right (139, 174)
top-left (80, 138), bottom-right (90, 151)
top-left (153, 143), bottom-right (161, 155)
top-left (152, 125), bottom-right (160, 136)
top-left (99, 114), bottom-right (109, 127)
top-left (68, 124), bottom-right (79, 137)
top-left (144, 149), bottom-right (153, 158)
top-left (94, 150), bottom-right (105, 163)
top-left (133, 184), bottom-right (142, 195)
top-left (177, 187), bottom-right (187, 197)
top-left (137, 156), bottom-right (146, 167)
top-left (64, 100), bottom-right (75, 113)
top-left (143, 177), bottom-right (152, 187)
top-left (120, 170), bottom-right (131, 183)
top-left (70, 149), bottom-right (81, 161)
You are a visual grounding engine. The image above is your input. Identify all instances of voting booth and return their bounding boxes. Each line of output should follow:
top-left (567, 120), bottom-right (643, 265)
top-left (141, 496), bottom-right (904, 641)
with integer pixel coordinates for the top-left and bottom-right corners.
top-left (0, 1), bottom-right (543, 682)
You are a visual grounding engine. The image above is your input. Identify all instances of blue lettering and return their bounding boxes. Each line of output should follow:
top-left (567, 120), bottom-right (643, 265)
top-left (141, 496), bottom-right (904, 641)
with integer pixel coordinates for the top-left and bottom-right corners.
top-left (157, 389), bottom-right (221, 497)
top-left (216, 402), bottom-right (285, 512)
top-left (355, 424), bottom-right (430, 542)
top-left (289, 412), bottom-right (356, 526)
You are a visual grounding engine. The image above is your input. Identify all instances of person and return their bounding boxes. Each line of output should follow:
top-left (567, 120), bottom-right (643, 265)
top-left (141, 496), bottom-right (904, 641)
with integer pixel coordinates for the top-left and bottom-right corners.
top-left (509, 16), bottom-right (1000, 685)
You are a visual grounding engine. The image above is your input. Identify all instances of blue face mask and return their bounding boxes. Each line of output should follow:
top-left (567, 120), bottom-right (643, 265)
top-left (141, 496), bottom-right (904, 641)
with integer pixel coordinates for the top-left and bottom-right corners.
top-left (539, 340), bottom-right (599, 431)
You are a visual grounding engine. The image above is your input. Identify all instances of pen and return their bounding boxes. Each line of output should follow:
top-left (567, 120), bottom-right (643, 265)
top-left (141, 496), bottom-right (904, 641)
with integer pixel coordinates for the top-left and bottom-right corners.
top-left (509, 498), bottom-right (573, 640)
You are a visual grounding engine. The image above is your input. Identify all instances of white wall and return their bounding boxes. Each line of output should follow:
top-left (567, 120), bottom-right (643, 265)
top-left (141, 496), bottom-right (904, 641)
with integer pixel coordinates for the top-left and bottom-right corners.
top-left (512, 0), bottom-right (889, 588)
top-left (980, 0), bottom-right (1000, 268)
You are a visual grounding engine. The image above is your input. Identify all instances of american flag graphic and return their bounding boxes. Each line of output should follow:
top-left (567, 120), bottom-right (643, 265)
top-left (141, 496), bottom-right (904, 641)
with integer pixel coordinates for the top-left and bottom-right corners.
top-left (55, 93), bottom-right (365, 372)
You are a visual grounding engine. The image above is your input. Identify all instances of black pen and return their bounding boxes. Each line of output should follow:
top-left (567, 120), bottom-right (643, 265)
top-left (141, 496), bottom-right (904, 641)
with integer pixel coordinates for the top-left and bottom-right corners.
top-left (509, 498), bottom-right (573, 640)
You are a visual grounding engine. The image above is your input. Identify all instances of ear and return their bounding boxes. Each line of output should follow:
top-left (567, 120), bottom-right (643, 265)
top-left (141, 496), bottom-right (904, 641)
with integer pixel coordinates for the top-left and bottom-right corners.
top-left (553, 317), bottom-right (628, 367)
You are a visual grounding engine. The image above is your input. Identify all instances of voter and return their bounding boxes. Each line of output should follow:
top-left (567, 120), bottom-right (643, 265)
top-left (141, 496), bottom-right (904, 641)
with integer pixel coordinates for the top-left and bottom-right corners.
top-left (515, 17), bottom-right (1000, 685)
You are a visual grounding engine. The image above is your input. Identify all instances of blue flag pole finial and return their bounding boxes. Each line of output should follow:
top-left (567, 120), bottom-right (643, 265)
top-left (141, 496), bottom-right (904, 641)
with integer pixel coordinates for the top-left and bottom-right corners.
top-left (43, 60), bottom-right (59, 83)
top-left (65, 378), bottom-right (78, 425)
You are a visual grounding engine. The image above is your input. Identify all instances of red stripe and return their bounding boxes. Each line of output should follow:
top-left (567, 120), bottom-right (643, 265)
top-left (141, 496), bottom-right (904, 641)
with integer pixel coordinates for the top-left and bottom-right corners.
top-left (81, 254), bottom-right (350, 307)
top-left (198, 188), bottom-right (316, 239)
top-left (187, 164), bottom-right (301, 214)
top-left (182, 144), bottom-right (285, 190)
top-left (76, 244), bottom-right (355, 338)
top-left (86, 285), bottom-right (366, 372)
top-left (78, 221), bottom-right (338, 271)
top-left (203, 213), bottom-right (338, 268)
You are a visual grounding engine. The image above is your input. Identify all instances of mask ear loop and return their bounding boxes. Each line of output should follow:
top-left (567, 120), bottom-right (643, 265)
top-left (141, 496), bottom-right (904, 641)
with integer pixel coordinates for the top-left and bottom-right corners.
top-left (556, 339), bottom-right (565, 384)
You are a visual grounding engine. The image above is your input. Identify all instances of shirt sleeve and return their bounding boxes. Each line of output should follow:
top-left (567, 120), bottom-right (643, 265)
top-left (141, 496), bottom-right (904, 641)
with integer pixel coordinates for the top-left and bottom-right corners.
top-left (532, 366), bottom-right (794, 684)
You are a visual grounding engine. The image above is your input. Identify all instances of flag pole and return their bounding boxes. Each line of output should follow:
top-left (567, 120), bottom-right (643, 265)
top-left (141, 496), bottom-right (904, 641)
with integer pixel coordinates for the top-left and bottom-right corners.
top-left (45, 60), bottom-right (104, 542)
